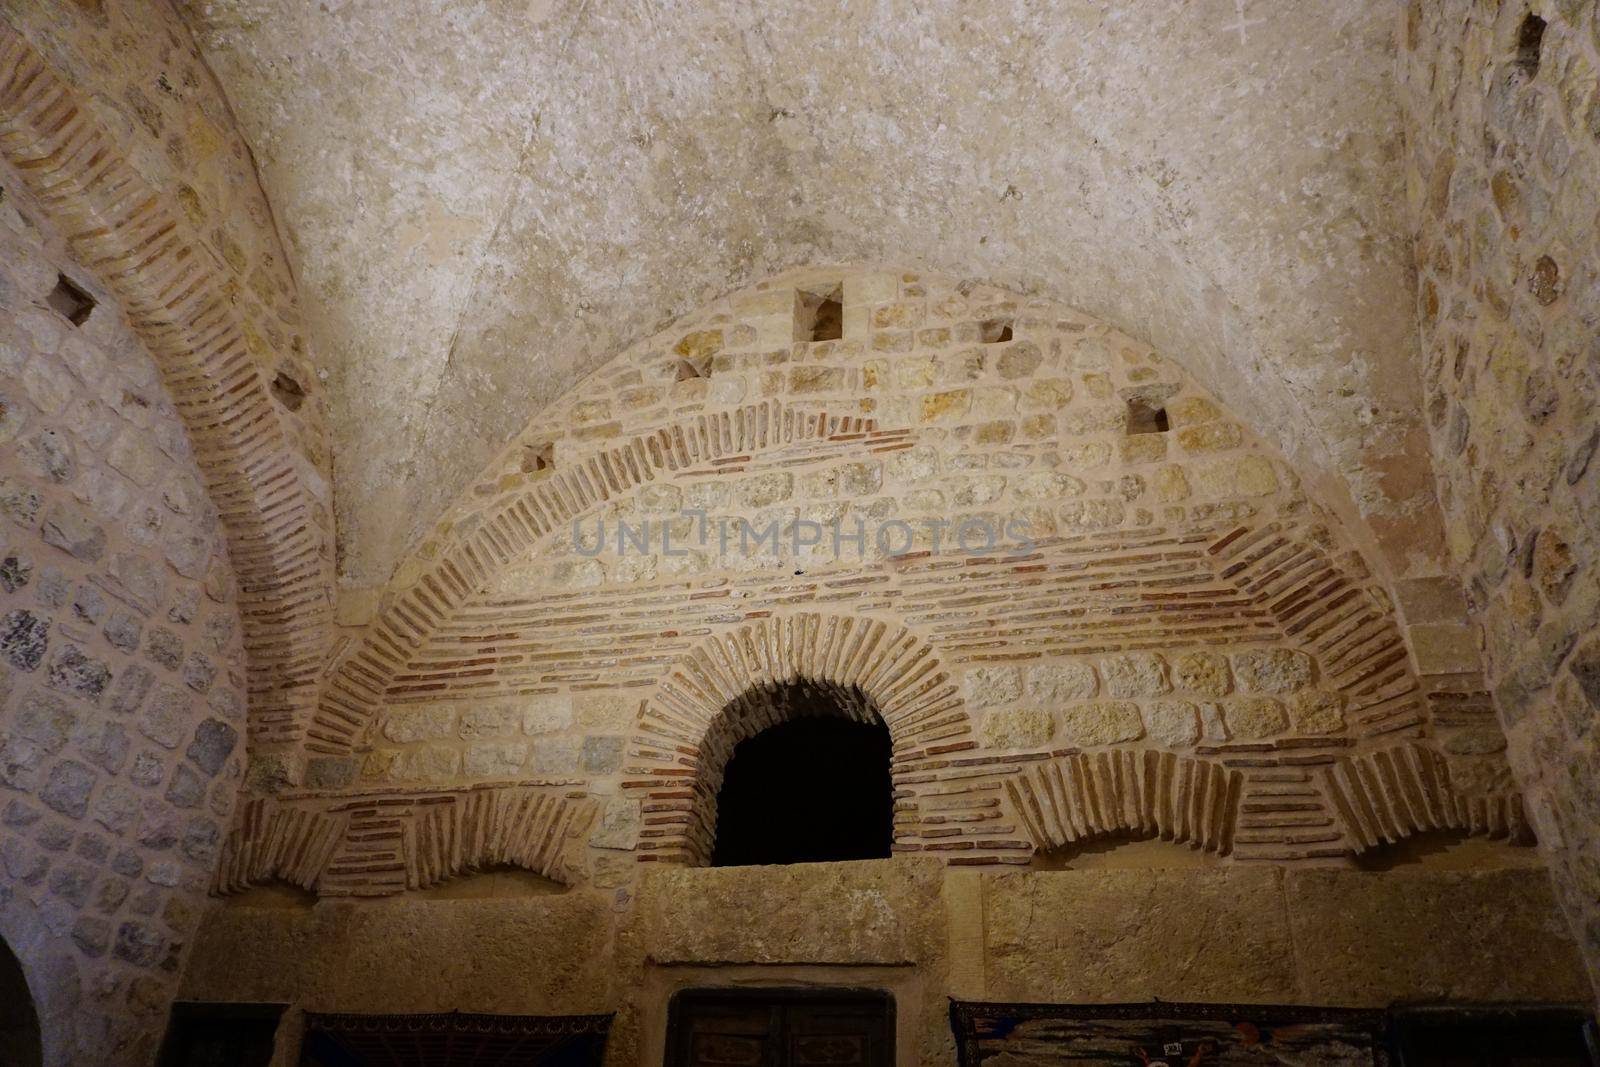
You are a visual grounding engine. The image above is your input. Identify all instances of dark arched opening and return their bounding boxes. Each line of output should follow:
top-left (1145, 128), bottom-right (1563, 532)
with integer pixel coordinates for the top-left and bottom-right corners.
top-left (710, 688), bottom-right (894, 867)
top-left (0, 936), bottom-right (41, 1067)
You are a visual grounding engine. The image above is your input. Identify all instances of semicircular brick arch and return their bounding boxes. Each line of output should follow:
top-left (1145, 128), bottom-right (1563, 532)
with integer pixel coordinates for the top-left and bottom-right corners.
top-left (625, 611), bottom-right (997, 865)
top-left (0, 28), bottom-right (334, 750)
top-left (315, 401), bottom-right (885, 757)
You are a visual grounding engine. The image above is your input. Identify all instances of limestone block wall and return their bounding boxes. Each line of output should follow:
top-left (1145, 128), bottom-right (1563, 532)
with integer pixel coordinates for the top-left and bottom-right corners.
top-left (220, 267), bottom-right (1526, 902)
top-left (1400, 0), bottom-right (1600, 991)
top-left (181, 860), bottom-right (1592, 1067)
top-left (0, 5), bottom-right (335, 763)
top-left (0, 169), bottom-right (248, 1064)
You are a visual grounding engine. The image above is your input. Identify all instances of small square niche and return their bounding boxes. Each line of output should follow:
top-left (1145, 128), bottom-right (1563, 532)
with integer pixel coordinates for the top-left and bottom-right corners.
top-left (1127, 397), bottom-right (1170, 435)
top-left (521, 441), bottom-right (555, 474)
top-left (794, 284), bottom-right (843, 342)
top-left (979, 317), bottom-right (1013, 343)
top-left (46, 273), bottom-right (95, 326)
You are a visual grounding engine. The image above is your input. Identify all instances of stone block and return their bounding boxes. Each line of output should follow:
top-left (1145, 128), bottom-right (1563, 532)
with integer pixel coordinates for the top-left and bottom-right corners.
top-left (1229, 648), bottom-right (1312, 693)
top-left (1286, 690), bottom-right (1345, 735)
top-left (1193, 455), bottom-right (1279, 497)
top-left (1284, 869), bottom-right (1590, 1003)
top-left (39, 500), bottom-right (106, 562)
top-left (984, 869), bottom-right (1296, 1002)
top-left (632, 858), bottom-right (943, 965)
top-left (1226, 697), bottom-right (1288, 739)
top-left (0, 609), bottom-right (49, 671)
top-left (1100, 653), bottom-right (1170, 697)
top-left (1144, 700), bottom-right (1200, 747)
top-left (462, 742), bottom-right (528, 778)
top-left (1409, 623), bottom-right (1481, 674)
top-left (383, 706), bottom-right (458, 744)
top-left (521, 694), bottom-right (574, 735)
top-left (980, 706), bottom-right (1056, 749)
top-left (963, 666), bottom-right (1022, 708)
top-left (1172, 651), bottom-right (1230, 696)
top-left (1025, 662), bottom-right (1098, 703)
top-left (579, 735), bottom-right (624, 774)
top-left (1059, 701), bottom-right (1144, 746)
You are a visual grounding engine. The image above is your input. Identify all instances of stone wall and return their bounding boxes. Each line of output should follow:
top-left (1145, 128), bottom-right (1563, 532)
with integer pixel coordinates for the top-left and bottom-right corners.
top-left (1399, 0), bottom-right (1600, 993)
top-left (213, 267), bottom-right (1527, 903)
top-left (0, 4), bottom-right (335, 763)
top-left (0, 166), bottom-right (248, 1064)
top-left (181, 860), bottom-right (1590, 1067)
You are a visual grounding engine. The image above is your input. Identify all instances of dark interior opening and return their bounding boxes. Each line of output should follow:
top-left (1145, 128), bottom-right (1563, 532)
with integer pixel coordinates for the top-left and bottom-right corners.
top-left (675, 356), bottom-right (708, 381)
top-left (794, 285), bottom-right (844, 342)
top-left (1127, 396), bottom-right (1170, 434)
top-left (667, 989), bottom-right (894, 1067)
top-left (157, 1002), bottom-right (283, 1067)
top-left (1515, 13), bottom-right (1546, 76)
top-left (270, 371), bottom-right (306, 412)
top-left (45, 273), bottom-right (94, 326)
top-left (1391, 1006), bottom-right (1599, 1067)
top-left (979, 318), bottom-right (1014, 343)
top-left (521, 441), bottom-right (554, 473)
top-left (712, 712), bottom-right (893, 867)
top-left (0, 936), bottom-right (41, 1067)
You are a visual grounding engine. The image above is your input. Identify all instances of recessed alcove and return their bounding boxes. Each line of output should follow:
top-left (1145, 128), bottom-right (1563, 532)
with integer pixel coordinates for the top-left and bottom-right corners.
top-left (710, 683), bottom-right (894, 867)
top-left (1515, 12), bottom-right (1546, 76)
top-left (1126, 396), bottom-right (1170, 434)
top-left (0, 935), bottom-right (41, 1067)
top-left (978, 317), bottom-right (1013, 343)
top-left (45, 271), bottom-right (94, 326)
top-left (793, 284), bottom-right (844, 342)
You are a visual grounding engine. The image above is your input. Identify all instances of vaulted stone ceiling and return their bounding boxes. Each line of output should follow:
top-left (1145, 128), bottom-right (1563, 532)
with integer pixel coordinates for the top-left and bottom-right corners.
top-left (176, 0), bottom-right (1430, 590)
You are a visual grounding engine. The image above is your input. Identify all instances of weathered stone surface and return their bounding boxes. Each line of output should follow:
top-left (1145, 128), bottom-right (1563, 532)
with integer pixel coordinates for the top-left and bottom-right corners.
top-left (1172, 651), bottom-right (1230, 697)
top-left (1286, 690), bottom-right (1345, 736)
top-left (963, 666), bottom-right (1023, 708)
top-left (0, 609), bottom-right (49, 671)
top-left (1058, 702), bottom-right (1144, 746)
top-left (40, 501), bottom-right (105, 562)
top-left (184, 719), bottom-right (238, 777)
top-left (1284, 869), bottom-right (1590, 1003)
top-left (632, 859), bottom-right (943, 965)
top-left (1226, 697), bottom-right (1289, 739)
top-left (1229, 649), bottom-right (1312, 694)
top-left (181, 893), bottom-right (614, 1015)
top-left (1143, 701), bottom-right (1201, 747)
top-left (383, 707), bottom-right (458, 745)
top-left (980, 707), bottom-right (1056, 749)
top-left (1100, 653), bottom-right (1170, 698)
top-left (1024, 663), bottom-right (1098, 703)
top-left (984, 869), bottom-right (1296, 1002)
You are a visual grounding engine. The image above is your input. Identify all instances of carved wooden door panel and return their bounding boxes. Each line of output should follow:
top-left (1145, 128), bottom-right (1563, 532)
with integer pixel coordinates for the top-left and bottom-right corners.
top-left (666, 990), bottom-right (893, 1067)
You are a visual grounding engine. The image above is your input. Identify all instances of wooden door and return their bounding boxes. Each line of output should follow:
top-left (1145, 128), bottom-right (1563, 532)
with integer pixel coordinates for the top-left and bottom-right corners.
top-left (666, 990), bottom-right (893, 1067)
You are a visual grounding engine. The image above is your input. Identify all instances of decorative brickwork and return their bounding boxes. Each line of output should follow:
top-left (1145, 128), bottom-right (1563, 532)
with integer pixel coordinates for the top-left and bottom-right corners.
top-left (0, 24), bottom-right (333, 756)
top-left (626, 613), bottom-right (974, 865)
top-left (314, 402), bottom-right (878, 761)
top-left (260, 267), bottom-right (1528, 899)
top-left (212, 786), bottom-right (594, 896)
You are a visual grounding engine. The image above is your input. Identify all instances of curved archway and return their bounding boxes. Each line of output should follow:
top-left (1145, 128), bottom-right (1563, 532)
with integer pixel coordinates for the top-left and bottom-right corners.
top-left (0, 936), bottom-right (41, 1067)
top-left (626, 612), bottom-right (977, 865)
top-left (710, 682), bottom-right (895, 867)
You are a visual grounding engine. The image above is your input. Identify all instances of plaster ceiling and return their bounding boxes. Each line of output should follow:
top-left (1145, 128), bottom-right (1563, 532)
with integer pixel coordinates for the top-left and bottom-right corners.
top-left (176, 0), bottom-right (1430, 589)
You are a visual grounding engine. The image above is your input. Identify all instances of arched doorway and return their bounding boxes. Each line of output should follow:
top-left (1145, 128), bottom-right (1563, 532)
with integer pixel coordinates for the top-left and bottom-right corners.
top-left (711, 687), bottom-right (894, 866)
top-left (0, 936), bottom-right (41, 1067)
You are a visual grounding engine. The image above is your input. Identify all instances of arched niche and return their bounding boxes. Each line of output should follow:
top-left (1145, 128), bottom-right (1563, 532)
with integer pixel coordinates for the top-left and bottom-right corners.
top-left (626, 612), bottom-right (974, 866)
top-left (0, 936), bottom-right (41, 1067)
top-left (709, 681), bottom-right (895, 867)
